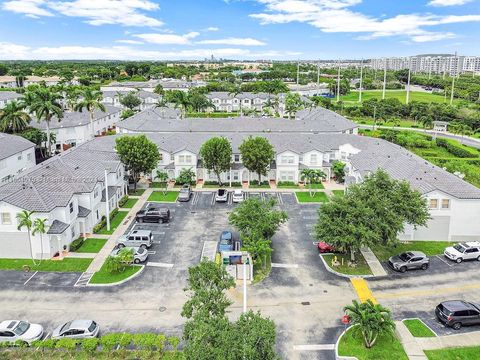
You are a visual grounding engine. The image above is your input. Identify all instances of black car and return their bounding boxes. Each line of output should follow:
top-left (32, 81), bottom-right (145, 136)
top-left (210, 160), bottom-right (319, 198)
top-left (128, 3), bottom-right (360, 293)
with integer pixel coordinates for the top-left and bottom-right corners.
top-left (436, 300), bottom-right (480, 330)
top-left (136, 207), bottom-right (170, 223)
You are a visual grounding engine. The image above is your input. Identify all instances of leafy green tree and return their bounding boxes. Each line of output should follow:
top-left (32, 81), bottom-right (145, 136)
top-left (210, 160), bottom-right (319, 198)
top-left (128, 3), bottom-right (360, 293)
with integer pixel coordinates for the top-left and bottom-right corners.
top-left (154, 84), bottom-right (164, 95)
top-left (27, 86), bottom-right (63, 157)
top-left (300, 169), bottom-right (327, 197)
top-left (0, 63), bottom-right (8, 76)
top-left (188, 92), bottom-right (213, 112)
top-left (115, 135), bottom-right (160, 190)
top-left (199, 137), bottom-right (232, 186)
top-left (285, 92), bottom-right (304, 119)
top-left (332, 161), bottom-right (346, 183)
top-left (155, 170), bottom-right (169, 195)
top-left (343, 300), bottom-right (395, 348)
top-left (74, 88), bottom-right (106, 138)
top-left (164, 90), bottom-right (190, 118)
top-left (16, 210), bottom-right (37, 265)
top-left (239, 136), bottom-right (275, 183)
top-left (314, 170), bottom-right (429, 261)
top-left (32, 218), bottom-right (48, 264)
top-left (120, 92), bottom-right (142, 111)
top-left (176, 168), bottom-right (196, 185)
top-left (0, 100), bottom-right (31, 133)
top-left (121, 109), bottom-right (135, 120)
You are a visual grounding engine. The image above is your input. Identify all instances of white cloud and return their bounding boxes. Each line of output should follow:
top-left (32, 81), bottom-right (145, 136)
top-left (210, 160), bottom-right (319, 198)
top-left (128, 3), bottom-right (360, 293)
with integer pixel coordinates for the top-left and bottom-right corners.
top-left (0, 42), bottom-right (300, 60)
top-left (428, 0), bottom-right (472, 6)
top-left (197, 37), bottom-right (266, 46)
top-left (115, 39), bottom-right (144, 44)
top-left (134, 31), bottom-right (200, 44)
top-left (205, 26), bottom-right (219, 31)
top-left (250, 0), bottom-right (480, 42)
top-left (2, 0), bottom-right (162, 26)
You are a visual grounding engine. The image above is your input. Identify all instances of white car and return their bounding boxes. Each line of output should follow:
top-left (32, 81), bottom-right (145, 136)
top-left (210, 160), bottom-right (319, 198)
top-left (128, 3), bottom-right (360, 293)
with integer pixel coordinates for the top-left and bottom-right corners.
top-left (0, 320), bottom-right (44, 344)
top-left (111, 246), bottom-right (148, 264)
top-left (52, 320), bottom-right (100, 340)
top-left (232, 190), bottom-right (244, 203)
top-left (444, 242), bottom-right (480, 263)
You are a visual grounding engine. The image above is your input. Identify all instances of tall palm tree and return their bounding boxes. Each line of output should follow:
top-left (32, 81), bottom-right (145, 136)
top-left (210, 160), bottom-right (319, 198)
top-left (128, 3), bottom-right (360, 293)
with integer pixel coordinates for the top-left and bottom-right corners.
top-left (32, 218), bottom-right (48, 264)
top-left (17, 210), bottom-right (37, 266)
top-left (300, 169), bottom-right (327, 197)
top-left (28, 87), bottom-right (63, 157)
top-left (0, 100), bottom-right (31, 133)
top-left (74, 88), bottom-right (106, 138)
top-left (343, 300), bottom-right (396, 349)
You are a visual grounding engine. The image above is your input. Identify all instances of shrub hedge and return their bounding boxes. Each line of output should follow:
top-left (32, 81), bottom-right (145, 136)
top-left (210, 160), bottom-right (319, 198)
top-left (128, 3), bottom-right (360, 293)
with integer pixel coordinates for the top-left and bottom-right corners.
top-left (435, 138), bottom-right (479, 158)
top-left (93, 208), bottom-right (119, 234)
top-left (69, 237), bottom-right (84, 252)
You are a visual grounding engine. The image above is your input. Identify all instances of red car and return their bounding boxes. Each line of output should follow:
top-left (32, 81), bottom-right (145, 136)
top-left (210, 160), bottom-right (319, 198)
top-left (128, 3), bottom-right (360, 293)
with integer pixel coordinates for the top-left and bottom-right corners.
top-left (317, 242), bottom-right (336, 253)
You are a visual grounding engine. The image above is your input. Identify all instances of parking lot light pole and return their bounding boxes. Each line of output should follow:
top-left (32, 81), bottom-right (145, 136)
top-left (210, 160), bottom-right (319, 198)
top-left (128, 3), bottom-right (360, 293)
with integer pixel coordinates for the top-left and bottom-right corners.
top-left (105, 169), bottom-right (111, 232)
top-left (242, 254), bottom-right (248, 313)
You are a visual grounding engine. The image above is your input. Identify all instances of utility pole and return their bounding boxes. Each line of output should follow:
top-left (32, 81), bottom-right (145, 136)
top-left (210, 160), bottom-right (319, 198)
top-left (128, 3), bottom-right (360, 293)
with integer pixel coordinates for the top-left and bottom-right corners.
top-left (336, 60), bottom-right (341, 102)
top-left (406, 57), bottom-right (412, 105)
top-left (382, 58), bottom-right (387, 100)
top-left (317, 61), bottom-right (320, 87)
top-left (104, 169), bottom-right (111, 232)
top-left (450, 52), bottom-right (457, 105)
top-left (296, 61), bottom-right (300, 85)
top-left (359, 59), bottom-right (364, 103)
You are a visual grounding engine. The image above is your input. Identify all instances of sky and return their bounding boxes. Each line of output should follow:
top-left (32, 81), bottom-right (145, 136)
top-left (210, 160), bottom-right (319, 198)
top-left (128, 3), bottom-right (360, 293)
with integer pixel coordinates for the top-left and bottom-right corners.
top-left (0, 0), bottom-right (479, 60)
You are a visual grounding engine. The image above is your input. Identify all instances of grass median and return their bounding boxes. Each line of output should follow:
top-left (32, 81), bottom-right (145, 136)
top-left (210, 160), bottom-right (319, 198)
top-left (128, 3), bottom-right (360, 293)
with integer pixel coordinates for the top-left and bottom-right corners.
top-left (295, 191), bottom-right (329, 203)
top-left (89, 263), bottom-right (142, 284)
top-left (403, 319), bottom-right (436, 338)
top-left (0, 258), bottom-right (92, 272)
top-left (148, 191), bottom-right (179, 202)
top-left (322, 253), bottom-right (372, 276)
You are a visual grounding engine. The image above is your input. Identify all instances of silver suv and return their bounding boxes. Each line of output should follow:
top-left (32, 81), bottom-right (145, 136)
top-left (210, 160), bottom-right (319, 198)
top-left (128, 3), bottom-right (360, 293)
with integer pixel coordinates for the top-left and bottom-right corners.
top-left (388, 251), bottom-right (429, 273)
top-left (444, 242), bottom-right (480, 263)
top-left (116, 230), bottom-right (153, 249)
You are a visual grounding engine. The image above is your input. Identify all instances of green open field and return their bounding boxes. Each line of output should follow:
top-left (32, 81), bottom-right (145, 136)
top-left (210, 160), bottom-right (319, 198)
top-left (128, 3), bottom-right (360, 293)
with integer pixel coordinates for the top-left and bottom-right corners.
top-left (341, 90), bottom-right (460, 105)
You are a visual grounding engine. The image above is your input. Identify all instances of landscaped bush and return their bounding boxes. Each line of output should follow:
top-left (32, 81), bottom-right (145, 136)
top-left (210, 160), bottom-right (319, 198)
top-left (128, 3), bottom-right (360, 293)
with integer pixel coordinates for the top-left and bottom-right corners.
top-left (277, 181), bottom-right (297, 187)
top-left (436, 138), bottom-right (479, 158)
top-left (118, 195), bottom-right (129, 207)
top-left (203, 181), bottom-right (219, 185)
top-left (69, 237), bottom-right (84, 252)
top-left (250, 180), bottom-right (269, 186)
top-left (81, 338), bottom-right (99, 352)
top-left (93, 208), bottom-right (120, 233)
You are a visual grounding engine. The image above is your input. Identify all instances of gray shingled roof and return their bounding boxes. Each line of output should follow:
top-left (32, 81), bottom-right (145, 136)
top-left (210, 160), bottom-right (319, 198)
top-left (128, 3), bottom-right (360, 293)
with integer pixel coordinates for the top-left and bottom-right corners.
top-left (0, 133), bottom-right (35, 161)
top-left (47, 220), bottom-right (69, 235)
top-left (118, 106), bottom-right (357, 134)
top-left (78, 205), bottom-right (91, 218)
top-left (101, 186), bottom-right (118, 202)
top-left (0, 91), bottom-right (22, 102)
top-left (31, 105), bottom-right (121, 130)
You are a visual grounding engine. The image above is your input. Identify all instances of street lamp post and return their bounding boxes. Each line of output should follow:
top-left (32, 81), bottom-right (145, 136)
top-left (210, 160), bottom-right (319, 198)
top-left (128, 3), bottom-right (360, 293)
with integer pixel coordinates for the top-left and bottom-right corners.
top-left (104, 168), bottom-right (111, 232)
top-left (242, 253), bottom-right (248, 313)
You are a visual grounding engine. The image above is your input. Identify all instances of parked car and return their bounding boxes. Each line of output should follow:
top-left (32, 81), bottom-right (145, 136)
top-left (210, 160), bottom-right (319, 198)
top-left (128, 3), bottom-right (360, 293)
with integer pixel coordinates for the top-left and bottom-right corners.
top-left (0, 320), bottom-right (44, 344)
top-left (52, 320), bottom-right (100, 339)
top-left (215, 188), bottom-right (228, 202)
top-left (136, 207), bottom-right (170, 223)
top-left (317, 242), bottom-right (336, 253)
top-left (444, 242), bottom-right (480, 263)
top-left (388, 251), bottom-right (429, 273)
top-left (232, 190), bottom-right (244, 203)
top-left (218, 231), bottom-right (234, 252)
top-left (436, 300), bottom-right (480, 330)
top-left (178, 185), bottom-right (192, 202)
top-left (116, 230), bottom-right (153, 249)
top-left (110, 246), bottom-right (148, 264)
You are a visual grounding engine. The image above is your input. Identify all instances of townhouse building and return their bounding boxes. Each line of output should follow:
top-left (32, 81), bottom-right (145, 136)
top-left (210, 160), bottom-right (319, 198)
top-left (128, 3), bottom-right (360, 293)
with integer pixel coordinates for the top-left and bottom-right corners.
top-left (101, 90), bottom-right (161, 111)
top-left (0, 145), bottom-right (127, 259)
top-left (31, 105), bottom-right (121, 152)
top-left (0, 91), bottom-right (23, 109)
top-left (0, 133), bottom-right (36, 183)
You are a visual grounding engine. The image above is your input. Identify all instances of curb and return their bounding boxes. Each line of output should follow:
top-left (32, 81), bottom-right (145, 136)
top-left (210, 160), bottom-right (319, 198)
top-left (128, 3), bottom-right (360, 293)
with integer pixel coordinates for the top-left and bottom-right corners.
top-left (335, 326), bottom-right (359, 360)
top-left (319, 254), bottom-right (375, 279)
top-left (86, 265), bottom-right (145, 287)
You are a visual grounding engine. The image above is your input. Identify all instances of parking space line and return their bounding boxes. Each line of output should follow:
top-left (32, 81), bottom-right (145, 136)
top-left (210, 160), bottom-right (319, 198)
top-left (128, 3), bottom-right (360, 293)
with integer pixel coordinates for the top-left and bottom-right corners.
top-left (23, 271), bottom-right (38, 286)
top-left (436, 255), bottom-right (453, 267)
top-left (147, 251), bottom-right (156, 255)
top-left (350, 278), bottom-right (377, 304)
top-left (277, 192), bottom-right (283, 205)
top-left (146, 262), bottom-right (174, 268)
top-left (210, 192), bottom-right (216, 206)
top-left (271, 263), bottom-right (299, 269)
top-left (293, 344), bottom-right (335, 351)
top-left (192, 192), bottom-right (199, 206)
top-left (228, 192), bottom-right (233, 205)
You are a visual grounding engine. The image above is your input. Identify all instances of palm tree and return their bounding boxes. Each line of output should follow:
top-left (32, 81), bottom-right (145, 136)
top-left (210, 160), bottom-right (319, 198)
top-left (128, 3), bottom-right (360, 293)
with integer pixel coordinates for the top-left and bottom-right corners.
top-left (0, 100), bottom-right (31, 133)
top-left (155, 170), bottom-right (169, 195)
top-left (74, 88), bottom-right (106, 138)
top-left (28, 87), bottom-right (63, 157)
top-left (343, 300), bottom-right (396, 349)
top-left (32, 218), bottom-right (48, 264)
top-left (300, 169), bottom-right (327, 197)
top-left (17, 210), bottom-right (37, 266)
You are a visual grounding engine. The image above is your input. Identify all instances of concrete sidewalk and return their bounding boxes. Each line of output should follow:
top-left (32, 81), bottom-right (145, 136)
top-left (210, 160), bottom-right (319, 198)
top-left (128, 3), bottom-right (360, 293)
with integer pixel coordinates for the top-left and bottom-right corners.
top-left (417, 330), bottom-right (480, 351)
top-left (85, 188), bottom-right (153, 273)
top-left (395, 321), bottom-right (428, 360)
top-left (360, 247), bottom-right (387, 277)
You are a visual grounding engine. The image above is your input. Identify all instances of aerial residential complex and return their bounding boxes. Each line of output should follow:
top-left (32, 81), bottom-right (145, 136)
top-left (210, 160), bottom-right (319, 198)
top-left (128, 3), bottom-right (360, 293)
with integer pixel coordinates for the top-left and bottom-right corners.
top-left (1, 106), bottom-right (479, 261)
top-left (0, 133), bottom-right (36, 183)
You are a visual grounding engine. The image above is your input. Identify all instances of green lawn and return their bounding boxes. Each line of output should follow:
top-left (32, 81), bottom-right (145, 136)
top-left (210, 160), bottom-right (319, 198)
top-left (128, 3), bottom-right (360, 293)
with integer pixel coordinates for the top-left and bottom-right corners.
top-left (306, 183), bottom-right (325, 189)
top-left (150, 182), bottom-right (168, 189)
top-left (96, 211), bottom-right (129, 235)
top-left (425, 346), bottom-right (480, 360)
top-left (340, 90), bottom-right (460, 105)
top-left (322, 253), bottom-right (373, 276)
top-left (295, 191), bottom-right (329, 203)
top-left (372, 241), bottom-right (453, 262)
top-left (147, 191), bottom-right (179, 202)
top-left (75, 238), bottom-right (107, 253)
top-left (332, 190), bottom-right (345, 197)
top-left (403, 319), bottom-right (436, 338)
top-left (338, 325), bottom-right (408, 360)
top-left (128, 189), bottom-right (145, 196)
top-left (89, 263), bottom-right (142, 284)
top-left (0, 258), bottom-right (92, 272)
top-left (121, 198), bottom-right (138, 208)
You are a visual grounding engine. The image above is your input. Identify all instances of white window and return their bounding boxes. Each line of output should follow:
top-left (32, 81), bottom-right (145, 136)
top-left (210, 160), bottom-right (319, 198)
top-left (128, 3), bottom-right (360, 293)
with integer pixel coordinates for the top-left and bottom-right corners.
top-left (429, 199), bottom-right (438, 209)
top-left (17, 154), bottom-right (22, 161)
top-left (185, 155), bottom-right (192, 164)
top-left (170, 154), bottom-right (174, 161)
top-left (27, 153), bottom-right (32, 161)
top-left (299, 156), bottom-right (303, 162)
top-left (441, 199), bottom-right (450, 209)
top-left (310, 154), bottom-right (317, 164)
top-left (280, 171), bottom-right (295, 181)
top-left (0, 160), bottom-right (6, 169)
top-left (179, 155), bottom-right (185, 163)
top-left (341, 152), bottom-right (347, 160)
top-left (1, 212), bottom-right (12, 225)
top-left (234, 154), bottom-right (240, 162)
top-left (281, 155), bottom-right (294, 164)
top-left (71, 226), bottom-right (75, 238)
top-left (69, 202), bottom-right (74, 213)
top-left (94, 187), bottom-right (99, 198)
top-left (233, 172), bottom-right (239, 181)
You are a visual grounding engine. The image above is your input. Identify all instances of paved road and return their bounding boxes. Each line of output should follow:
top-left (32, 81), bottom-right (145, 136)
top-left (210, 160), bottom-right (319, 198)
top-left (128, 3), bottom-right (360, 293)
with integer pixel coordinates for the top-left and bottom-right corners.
top-left (359, 124), bottom-right (480, 150)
